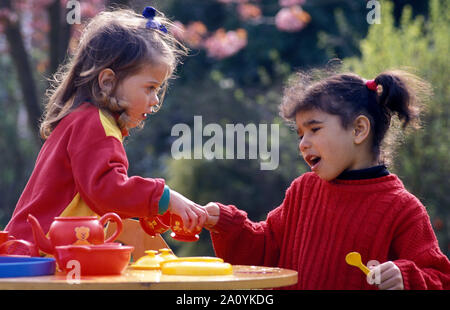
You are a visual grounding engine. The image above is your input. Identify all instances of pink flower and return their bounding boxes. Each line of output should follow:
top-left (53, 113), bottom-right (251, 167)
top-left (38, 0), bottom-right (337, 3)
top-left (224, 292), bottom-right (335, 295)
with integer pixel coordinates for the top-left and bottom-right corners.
top-left (0, 8), bottom-right (19, 24)
top-left (80, 2), bottom-right (104, 19)
top-left (279, 0), bottom-right (306, 7)
top-left (170, 21), bottom-right (186, 41)
top-left (217, 0), bottom-right (250, 4)
top-left (237, 3), bottom-right (262, 21)
top-left (181, 21), bottom-right (208, 48)
top-left (275, 5), bottom-right (310, 32)
top-left (203, 28), bottom-right (247, 59)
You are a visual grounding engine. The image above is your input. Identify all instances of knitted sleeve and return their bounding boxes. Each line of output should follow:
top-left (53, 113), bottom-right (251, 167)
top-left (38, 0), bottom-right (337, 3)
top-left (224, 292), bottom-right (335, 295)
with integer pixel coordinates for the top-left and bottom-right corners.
top-left (209, 181), bottom-right (296, 267)
top-left (391, 195), bottom-right (450, 290)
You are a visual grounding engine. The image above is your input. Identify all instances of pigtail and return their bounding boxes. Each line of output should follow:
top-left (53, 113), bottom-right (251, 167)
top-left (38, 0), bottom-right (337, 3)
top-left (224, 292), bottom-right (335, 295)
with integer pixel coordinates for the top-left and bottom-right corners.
top-left (95, 88), bottom-right (131, 133)
top-left (374, 70), bottom-right (431, 130)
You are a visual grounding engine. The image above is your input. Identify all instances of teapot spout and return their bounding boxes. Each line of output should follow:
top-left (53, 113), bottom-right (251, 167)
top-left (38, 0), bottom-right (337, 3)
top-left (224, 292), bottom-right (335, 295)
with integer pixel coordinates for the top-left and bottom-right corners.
top-left (27, 214), bottom-right (54, 255)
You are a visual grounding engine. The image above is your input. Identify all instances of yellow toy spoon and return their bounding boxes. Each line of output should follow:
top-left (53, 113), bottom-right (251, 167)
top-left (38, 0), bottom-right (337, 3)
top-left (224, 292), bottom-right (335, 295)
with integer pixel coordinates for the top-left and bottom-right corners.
top-left (345, 252), bottom-right (371, 275)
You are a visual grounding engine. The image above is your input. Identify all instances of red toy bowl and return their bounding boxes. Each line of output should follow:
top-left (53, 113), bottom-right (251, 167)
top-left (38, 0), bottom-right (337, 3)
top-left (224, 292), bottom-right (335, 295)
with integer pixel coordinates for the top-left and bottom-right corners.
top-left (54, 243), bottom-right (134, 276)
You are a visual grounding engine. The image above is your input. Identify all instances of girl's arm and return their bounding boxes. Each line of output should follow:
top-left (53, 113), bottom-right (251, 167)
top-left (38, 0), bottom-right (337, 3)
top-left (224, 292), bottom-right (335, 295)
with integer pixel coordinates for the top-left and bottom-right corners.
top-left (70, 136), bottom-right (165, 219)
top-left (390, 197), bottom-right (450, 290)
top-left (205, 185), bottom-right (295, 267)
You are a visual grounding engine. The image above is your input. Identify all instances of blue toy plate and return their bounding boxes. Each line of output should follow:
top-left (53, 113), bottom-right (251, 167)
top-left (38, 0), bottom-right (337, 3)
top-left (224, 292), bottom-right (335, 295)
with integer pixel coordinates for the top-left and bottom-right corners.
top-left (0, 256), bottom-right (56, 278)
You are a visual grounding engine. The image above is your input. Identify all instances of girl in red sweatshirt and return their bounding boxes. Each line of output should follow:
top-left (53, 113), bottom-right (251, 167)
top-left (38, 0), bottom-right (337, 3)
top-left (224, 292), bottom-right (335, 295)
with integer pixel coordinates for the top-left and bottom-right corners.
top-left (6, 7), bottom-right (206, 251)
top-left (204, 70), bottom-right (450, 290)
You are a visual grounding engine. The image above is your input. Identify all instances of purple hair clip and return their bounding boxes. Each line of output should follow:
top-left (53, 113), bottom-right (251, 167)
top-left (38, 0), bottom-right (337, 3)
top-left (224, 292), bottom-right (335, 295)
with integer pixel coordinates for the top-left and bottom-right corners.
top-left (142, 6), bottom-right (168, 33)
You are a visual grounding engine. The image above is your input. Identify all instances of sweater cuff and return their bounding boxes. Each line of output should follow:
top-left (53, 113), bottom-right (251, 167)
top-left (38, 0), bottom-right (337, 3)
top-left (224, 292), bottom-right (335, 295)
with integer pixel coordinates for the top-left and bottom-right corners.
top-left (394, 259), bottom-right (416, 290)
top-left (213, 203), bottom-right (243, 234)
top-left (148, 178), bottom-right (166, 217)
top-left (158, 185), bottom-right (170, 215)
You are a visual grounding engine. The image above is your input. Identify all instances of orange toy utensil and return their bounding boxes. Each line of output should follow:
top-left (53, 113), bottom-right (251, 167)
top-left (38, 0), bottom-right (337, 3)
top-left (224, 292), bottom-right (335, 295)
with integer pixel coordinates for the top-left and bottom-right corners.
top-left (345, 252), bottom-right (371, 275)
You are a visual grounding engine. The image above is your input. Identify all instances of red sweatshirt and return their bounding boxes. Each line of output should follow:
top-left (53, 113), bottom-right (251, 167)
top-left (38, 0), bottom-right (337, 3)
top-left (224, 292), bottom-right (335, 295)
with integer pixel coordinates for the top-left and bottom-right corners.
top-left (211, 172), bottom-right (450, 290)
top-left (6, 103), bottom-right (165, 245)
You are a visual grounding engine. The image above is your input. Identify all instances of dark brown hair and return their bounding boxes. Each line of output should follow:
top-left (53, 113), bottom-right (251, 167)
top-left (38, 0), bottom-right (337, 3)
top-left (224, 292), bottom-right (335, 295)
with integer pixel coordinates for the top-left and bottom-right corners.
top-left (40, 8), bottom-right (188, 139)
top-left (279, 68), bottom-right (432, 163)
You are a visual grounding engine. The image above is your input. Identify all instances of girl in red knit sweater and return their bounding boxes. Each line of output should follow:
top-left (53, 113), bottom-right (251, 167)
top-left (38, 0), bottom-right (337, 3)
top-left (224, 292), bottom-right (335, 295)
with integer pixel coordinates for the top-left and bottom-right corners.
top-left (203, 70), bottom-right (450, 290)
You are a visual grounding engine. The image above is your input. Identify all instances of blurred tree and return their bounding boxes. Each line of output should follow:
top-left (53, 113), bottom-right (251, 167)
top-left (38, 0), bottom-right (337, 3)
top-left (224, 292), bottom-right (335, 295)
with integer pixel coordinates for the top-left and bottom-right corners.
top-left (0, 55), bottom-right (34, 228)
top-left (0, 0), bottom-right (127, 143)
top-left (0, 0), bottom-right (42, 144)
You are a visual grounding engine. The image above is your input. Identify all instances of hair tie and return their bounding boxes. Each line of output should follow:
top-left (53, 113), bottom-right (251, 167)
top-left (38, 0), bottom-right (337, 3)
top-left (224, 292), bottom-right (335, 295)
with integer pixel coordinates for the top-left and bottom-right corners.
top-left (365, 79), bottom-right (383, 96)
top-left (142, 6), bottom-right (168, 33)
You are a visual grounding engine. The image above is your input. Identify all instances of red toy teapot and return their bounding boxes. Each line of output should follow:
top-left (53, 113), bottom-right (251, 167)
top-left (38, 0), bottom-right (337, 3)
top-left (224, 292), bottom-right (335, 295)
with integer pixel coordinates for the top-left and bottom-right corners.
top-left (27, 213), bottom-right (123, 255)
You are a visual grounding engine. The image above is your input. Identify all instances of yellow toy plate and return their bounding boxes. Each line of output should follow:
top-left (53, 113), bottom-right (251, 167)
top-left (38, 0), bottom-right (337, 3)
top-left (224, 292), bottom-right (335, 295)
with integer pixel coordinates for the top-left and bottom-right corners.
top-left (160, 257), bottom-right (233, 276)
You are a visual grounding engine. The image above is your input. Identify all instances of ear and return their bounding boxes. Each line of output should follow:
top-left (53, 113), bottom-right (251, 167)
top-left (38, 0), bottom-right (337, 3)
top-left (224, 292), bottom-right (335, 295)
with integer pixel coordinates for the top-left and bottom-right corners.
top-left (352, 115), bottom-right (371, 145)
top-left (98, 68), bottom-right (116, 93)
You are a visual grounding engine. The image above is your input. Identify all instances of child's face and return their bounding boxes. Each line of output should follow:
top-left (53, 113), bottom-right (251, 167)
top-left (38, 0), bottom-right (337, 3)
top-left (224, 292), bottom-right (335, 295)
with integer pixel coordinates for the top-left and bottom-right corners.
top-left (115, 62), bottom-right (169, 128)
top-left (295, 109), bottom-right (358, 181)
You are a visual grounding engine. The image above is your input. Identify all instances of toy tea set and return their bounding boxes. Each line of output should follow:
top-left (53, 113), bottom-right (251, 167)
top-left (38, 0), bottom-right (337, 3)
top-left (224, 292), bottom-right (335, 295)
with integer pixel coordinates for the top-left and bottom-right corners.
top-left (139, 211), bottom-right (202, 242)
top-left (0, 211), bottom-right (231, 278)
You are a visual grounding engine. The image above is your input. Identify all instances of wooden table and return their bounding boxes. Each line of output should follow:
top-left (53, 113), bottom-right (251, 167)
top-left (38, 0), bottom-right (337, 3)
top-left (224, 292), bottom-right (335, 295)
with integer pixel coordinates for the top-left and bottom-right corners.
top-left (0, 265), bottom-right (297, 290)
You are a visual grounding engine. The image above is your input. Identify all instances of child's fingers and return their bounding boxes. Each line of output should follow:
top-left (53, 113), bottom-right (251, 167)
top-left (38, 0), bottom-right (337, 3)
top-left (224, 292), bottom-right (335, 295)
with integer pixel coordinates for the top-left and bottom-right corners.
top-left (378, 275), bottom-right (403, 290)
top-left (205, 202), bottom-right (220, 217)
top-left (185, 206), bottom-right (207, 231)
top-left (203, 203), bottom-right (220, 228)
top-left (182, 209), bottom-right (195, 231)
top-left (177, 210), bottom-right (191, 230)
top-left (377, 262), bottom-right (404, 290)
top-left (193, 206), bottom-right (207, 228)
top-left (197, 207), bottom-right (208, 229)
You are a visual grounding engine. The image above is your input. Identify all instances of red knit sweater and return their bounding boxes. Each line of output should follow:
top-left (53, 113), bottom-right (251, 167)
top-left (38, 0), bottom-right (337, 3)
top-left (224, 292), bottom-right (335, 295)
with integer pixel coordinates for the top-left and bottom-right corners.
top-left (211, 172), bottom-right (450, 290)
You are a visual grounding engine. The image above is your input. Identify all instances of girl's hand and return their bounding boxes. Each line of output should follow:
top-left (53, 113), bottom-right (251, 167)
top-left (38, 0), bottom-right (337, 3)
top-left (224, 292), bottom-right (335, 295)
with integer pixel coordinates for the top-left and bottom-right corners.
top-left (167, 190), bottom-right (207, 231)
top-left (203, 202), bottom-right (220, 229)
top-left (370, 261), bottom-right (404, 290)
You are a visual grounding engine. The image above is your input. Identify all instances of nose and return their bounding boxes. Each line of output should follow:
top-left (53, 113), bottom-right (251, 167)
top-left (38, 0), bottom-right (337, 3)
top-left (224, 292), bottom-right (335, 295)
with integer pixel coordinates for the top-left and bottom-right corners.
top-left (299, 136), bottom-right (311, 153)
top-left (149, 92), bottom-right (159, 106)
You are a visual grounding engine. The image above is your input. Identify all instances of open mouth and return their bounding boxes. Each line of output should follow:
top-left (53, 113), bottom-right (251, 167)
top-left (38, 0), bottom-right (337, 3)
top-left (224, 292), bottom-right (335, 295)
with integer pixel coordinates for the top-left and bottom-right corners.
top-left (305, 155), bottom-right (321, 170)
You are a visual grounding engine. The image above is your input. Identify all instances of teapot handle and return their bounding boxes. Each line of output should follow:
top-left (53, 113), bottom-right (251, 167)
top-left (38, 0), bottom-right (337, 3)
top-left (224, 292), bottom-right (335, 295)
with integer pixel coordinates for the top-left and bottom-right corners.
top-left (100, 212), bottom-right (123, 243)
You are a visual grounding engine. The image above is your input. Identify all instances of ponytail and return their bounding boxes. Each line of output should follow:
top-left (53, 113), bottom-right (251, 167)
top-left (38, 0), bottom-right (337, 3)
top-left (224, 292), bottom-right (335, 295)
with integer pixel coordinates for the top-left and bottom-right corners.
top-left (372, 70), bottom-right (431, 130)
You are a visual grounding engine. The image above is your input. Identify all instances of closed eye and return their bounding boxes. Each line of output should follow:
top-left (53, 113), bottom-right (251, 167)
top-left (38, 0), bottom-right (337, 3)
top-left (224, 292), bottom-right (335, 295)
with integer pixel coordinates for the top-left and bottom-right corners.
top-left (311, 127), bottom-right (321, 133)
